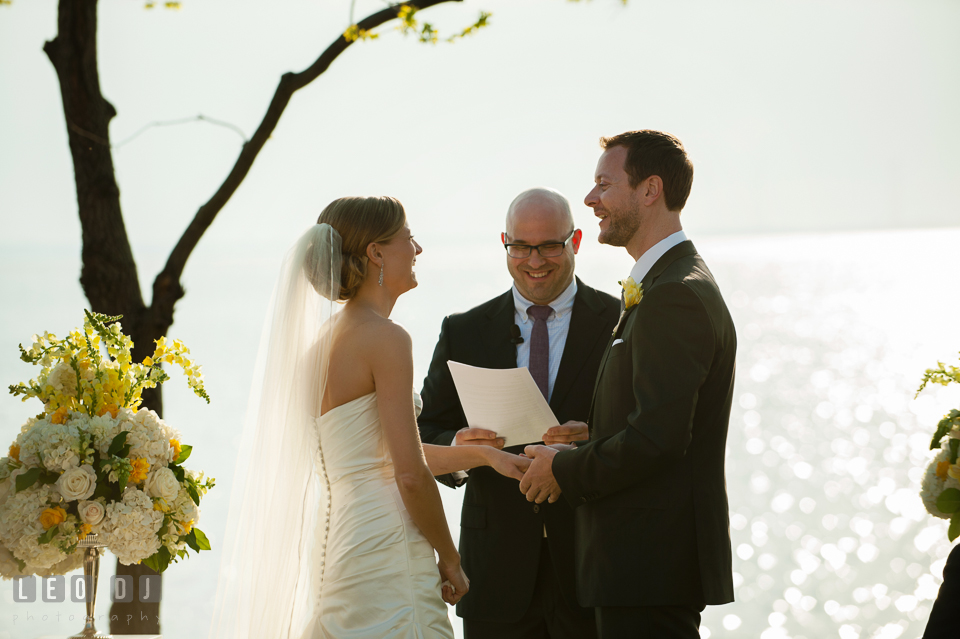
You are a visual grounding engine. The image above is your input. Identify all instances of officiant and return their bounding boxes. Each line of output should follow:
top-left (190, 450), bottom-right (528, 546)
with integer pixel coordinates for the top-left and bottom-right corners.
top-left (418, 188), bottom-right (620, 639)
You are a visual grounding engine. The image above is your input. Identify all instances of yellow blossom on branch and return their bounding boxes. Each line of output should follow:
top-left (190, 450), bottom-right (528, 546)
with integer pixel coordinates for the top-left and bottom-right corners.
top-left (129, 458), bottom-right (150, 484)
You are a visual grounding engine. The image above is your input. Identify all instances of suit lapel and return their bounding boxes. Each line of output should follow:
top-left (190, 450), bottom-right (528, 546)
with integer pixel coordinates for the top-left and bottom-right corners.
top-left (550, 280), bottom-right (609, 414)
top-left (586, 241), bottom-right (697, 423)
top-left (480, 290), bottom-right (518, 369)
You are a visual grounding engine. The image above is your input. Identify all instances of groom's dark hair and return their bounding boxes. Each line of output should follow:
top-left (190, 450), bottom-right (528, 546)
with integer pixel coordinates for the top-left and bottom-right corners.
top-left (600, 130), bottom-right (693, 212)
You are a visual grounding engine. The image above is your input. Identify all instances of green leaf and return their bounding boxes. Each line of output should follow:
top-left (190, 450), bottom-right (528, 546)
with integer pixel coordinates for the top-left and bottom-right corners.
top-left (156, 545), bottom-right (172, 573)
top-left (15, 557), bottom-right (25, 572)
top-left (950, 439), bottom-right (960, 465)
top-left (37, 525), bottom-right (58, 545)
top-left (192, 528), bottom-right (211, 551)
top-left (174, 445), bottom-right (192, 465)
top-left (118, 475), bottom-right (127, 493)
top-left (937, 487), bottom-right (960, 514)
top-left (38, 471), bottom-right (59, 486)
top-left (186, 484), bottom-right (200, 506)
top-left (931, 415), bottom-right (953, 450)
top-left (108, 431), bottom-right (129, 457)
top-left (950, 512), bottom-right (960, 543)
top-left (15, 467), bottom-right (43, 493)
top-left (141, 552), bottom-right (160, 573)
top-left (184, 530), bottom-right (201, 553)
top-left (93, 481), bottom-right (113, 500)
top-left (170, 465), bottom-right (185, 482)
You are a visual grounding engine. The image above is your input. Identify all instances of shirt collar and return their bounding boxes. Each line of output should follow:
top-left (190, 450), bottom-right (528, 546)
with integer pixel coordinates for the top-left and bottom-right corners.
top-left (512, 277), bottom-right (578, 323)
top-left (628, 230), bottom-right (688, 284)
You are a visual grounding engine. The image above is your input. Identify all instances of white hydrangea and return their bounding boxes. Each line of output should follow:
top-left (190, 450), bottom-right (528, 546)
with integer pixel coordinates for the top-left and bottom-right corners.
top-left (87, 411), bottom-right (124, 456)
top-left (45, 362), bottom-right (81, 398)
top-left (125, 409), bottom-right (178, 468)
top-left (37, 549), bottom-right (84, 577)
top-left (16, 416), bottom-right (84, 472)
top-left (97, 488), bottom-right (163, 565)
top-left (0, 484), bottom-right (59, 551)
top-left (920, 447), bottom-right (960, 519)
top-left (173, 487), bottom-right (200, 527)
top-left (0, 543), bottom-right (25, 579)
top-left (15, 521), bottom-right (69, 570)
top-left (0, 457), bottom-right (13, 482)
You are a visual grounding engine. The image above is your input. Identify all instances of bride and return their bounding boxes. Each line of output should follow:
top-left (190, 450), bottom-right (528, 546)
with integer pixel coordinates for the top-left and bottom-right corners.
top-left (209, 196), bottom-right (530, 638)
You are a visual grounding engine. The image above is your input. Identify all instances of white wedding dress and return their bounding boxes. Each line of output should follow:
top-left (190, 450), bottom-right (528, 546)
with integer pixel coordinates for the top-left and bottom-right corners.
top-left (302, 391), bottom-right (454, 639)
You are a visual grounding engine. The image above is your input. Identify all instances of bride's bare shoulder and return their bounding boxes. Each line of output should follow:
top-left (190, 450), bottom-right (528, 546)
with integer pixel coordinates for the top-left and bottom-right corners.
top-left (338, 315), bottom-right (411, 357)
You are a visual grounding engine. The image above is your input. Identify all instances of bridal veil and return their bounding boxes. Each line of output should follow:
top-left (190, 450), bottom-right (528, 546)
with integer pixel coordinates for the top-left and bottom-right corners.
top-left (208, 224), bottom-right (341, 639)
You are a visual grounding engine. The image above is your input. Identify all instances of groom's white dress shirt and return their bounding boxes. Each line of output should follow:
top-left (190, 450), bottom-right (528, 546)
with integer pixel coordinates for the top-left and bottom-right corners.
top-left (628, 230), bottom-right (688, 284)
top-left (512, 278), bottom-right (578, 403)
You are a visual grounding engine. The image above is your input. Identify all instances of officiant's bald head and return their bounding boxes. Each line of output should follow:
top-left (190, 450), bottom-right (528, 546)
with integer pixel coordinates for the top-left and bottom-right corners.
top-left (502, 188), bottom-right (582, 305)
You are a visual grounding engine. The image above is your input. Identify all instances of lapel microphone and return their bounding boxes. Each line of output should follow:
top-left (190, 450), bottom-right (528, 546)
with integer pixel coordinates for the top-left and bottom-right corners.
top-left (510, 324), bottom-right (524, 344)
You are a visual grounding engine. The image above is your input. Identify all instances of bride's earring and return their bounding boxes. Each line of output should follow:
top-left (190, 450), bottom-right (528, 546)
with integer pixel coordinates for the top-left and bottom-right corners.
top-left (378, 262), bottom-right (384, 286)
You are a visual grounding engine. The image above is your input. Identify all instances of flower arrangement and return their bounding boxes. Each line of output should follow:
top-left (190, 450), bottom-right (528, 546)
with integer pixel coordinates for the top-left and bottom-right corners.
top-left (0, 310), bottom-right (214, 578)
top-left (917, 353), bottom-right (960, 541)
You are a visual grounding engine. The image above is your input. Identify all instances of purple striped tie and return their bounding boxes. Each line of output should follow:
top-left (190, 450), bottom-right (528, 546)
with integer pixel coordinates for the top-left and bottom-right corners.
top-left (528, 305), bottom-right (553, 400)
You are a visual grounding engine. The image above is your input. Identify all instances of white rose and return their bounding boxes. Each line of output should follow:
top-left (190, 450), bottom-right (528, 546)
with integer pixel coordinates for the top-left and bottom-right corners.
top-left (144, 467), bottom-right (180, 502)
top-left (77, 500), bottom-right (105, 527)
top-left (56, 465), bottom-right (97, 501)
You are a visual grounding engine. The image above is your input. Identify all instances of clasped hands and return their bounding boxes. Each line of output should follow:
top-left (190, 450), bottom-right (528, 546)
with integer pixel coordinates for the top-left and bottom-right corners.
top-left (454, 421), bottom-right (587, 504)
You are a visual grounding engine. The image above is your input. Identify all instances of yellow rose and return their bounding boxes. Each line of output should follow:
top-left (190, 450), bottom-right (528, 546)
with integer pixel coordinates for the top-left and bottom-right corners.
top-left (40, 506), bottom-right (67, 530)
top-left (8, 444), bottom-right (19, 462)
top-left (619, 276), bottom-right (643, 309)
top-left (79, 523), bottom-right (92, 537)
top-left (170, 439), bottom-right (182, 460)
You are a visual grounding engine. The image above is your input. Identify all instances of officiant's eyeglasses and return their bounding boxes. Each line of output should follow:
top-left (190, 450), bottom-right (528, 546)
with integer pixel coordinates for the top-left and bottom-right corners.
top-left (503, 231), bottom-right (576, 259)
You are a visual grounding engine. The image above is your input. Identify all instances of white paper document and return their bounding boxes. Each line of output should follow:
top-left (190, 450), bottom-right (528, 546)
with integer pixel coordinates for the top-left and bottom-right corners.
top-left (447, 361), bottom-right (559, 447)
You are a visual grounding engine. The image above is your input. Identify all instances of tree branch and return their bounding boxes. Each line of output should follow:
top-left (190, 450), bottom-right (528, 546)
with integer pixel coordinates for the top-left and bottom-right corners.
top-left (150, 0), bottom-right (462, 323)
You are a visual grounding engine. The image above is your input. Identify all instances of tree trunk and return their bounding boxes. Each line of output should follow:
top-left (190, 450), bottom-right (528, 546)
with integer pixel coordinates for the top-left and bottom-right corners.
top-left (44, 1), bottom-right (162, 633)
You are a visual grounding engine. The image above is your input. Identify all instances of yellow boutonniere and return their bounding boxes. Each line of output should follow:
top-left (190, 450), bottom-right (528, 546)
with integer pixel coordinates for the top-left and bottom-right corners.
top-left (619, 277), bottom-right (643, 309)
top-left (612, 277), bottom-right (644, 337)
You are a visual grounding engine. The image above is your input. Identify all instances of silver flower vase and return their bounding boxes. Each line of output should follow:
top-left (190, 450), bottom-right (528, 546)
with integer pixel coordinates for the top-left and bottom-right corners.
top-left (70, 533), bottom-right (112, 639)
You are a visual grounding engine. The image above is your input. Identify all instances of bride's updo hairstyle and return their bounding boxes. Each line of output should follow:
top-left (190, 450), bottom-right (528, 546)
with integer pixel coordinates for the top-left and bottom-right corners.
top-left (315, 196), bottom-right (407, 301)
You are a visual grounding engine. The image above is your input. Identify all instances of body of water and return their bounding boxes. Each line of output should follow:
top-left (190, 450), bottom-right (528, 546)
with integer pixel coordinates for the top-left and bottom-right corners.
top-left (1, 227), bottom-right (958, 639)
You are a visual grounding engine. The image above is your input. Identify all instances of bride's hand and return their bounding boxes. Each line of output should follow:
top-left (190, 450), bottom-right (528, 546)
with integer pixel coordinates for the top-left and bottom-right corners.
top-left (438, 556), bottom-right (469, 605)
top-left (485, 448), bottom-right (532, 481)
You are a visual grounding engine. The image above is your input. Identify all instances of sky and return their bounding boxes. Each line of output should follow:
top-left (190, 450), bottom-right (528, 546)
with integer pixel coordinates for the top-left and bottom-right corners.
top-left (1, 0), bottom-right (959, 266)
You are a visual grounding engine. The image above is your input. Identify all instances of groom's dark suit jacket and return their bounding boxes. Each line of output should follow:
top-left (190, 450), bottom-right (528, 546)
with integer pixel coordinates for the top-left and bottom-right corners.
top-left (553, 241), bottom-right (736, 608)
top-left (418, 278), bottom-right (620, 622)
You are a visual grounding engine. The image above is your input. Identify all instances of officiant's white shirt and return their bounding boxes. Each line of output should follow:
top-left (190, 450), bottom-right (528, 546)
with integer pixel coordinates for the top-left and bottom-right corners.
top-left (512, 278), bottom-right (578, 403)
top-left (628, 230), bottom-right (688, 283)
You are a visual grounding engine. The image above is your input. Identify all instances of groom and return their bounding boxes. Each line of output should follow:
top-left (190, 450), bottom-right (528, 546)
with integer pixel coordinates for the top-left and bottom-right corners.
top-left (520, 130), bottom-right (737, 638)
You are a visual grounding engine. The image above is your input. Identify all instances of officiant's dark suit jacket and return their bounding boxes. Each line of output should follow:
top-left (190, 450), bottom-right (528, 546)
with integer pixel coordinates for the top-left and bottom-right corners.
top-left (418, 278), bottom-right (620, 623)
top-left (553, 241), bottom-right (736, 608)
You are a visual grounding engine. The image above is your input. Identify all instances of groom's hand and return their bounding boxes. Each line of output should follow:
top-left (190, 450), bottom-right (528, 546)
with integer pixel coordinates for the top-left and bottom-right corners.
top-left (454, 427), bottom-right (505, 449)
top-left (519, 445), bottom-right (561, 504)
top-left (542, 420), bottom-right (589, 445)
